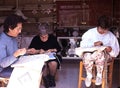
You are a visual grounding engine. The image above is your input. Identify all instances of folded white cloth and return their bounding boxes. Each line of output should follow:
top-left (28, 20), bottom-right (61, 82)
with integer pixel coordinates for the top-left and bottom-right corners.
top-left (11, 54), bottom-right (49, 68)
top-left (75, 46), bottom-right (106, 57)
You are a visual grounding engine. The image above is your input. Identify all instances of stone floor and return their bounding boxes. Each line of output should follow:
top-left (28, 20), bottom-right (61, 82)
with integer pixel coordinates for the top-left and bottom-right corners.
top-left (40, 59), bottom-right (120, 88)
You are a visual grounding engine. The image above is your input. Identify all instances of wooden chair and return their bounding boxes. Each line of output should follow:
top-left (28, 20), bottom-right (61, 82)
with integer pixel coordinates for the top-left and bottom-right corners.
top-left (0, 67), bottom-right (12, 87)
top-left (78, 58), bottom-right (114, 88)
top-left (0, 77), bottom-right (9, 87)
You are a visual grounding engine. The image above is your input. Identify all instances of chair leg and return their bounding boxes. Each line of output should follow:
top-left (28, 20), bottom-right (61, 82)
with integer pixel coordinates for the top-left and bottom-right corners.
top-left (102, 65), bottom-right (106, 88)
top-left (102, 59), bottom-right (114, 88)
top-left (78, 62), bottom-right (83, 88)
top-left (78, 59), bottom-right (114, 88)
top-left (102, 77), bottom-right (105, 88)
top-left (108, 59), bottom-right (114, 88)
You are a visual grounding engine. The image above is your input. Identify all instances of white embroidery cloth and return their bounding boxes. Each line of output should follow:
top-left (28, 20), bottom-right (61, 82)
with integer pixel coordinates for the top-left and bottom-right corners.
top-left (75, 46), bottom-right (106, 57)
top-left (7, 54), bottom-right (51, 88)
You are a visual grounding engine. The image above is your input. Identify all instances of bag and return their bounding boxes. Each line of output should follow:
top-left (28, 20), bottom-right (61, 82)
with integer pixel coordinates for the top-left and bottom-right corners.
top-left (53, 54), bottom-right (62, 69)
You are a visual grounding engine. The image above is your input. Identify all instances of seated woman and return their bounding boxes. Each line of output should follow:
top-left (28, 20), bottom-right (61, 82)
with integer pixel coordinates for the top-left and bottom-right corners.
top-left (80, 15), bottom-right (119, 87)
top-left (27, 23), bottom-right (62, 88)
top-left (0, 14), bottom-right (26, 78)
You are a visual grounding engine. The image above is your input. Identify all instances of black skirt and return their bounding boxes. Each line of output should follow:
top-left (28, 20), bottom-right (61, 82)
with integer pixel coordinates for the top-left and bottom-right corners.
top-left (46, 54), bottom-right (62, 69)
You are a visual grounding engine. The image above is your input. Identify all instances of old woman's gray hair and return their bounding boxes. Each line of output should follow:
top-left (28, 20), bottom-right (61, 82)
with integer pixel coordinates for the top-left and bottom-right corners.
top-left (38, 23), bottom-right (49, 35)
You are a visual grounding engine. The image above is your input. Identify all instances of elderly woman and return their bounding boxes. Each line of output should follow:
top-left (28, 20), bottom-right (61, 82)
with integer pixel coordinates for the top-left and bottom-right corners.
top-left (28, 23), bottom-right (62, 88)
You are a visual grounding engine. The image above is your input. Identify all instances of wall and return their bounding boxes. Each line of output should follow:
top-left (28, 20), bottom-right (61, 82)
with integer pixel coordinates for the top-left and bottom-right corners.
top-left (0, 0), bottom-right (119, 35)
top-left (0, 0), bottom-right (56, 35)
top-left (113, 0), bottom-right (120, 26)
top-left (56, 0), bottom-right (113, 27)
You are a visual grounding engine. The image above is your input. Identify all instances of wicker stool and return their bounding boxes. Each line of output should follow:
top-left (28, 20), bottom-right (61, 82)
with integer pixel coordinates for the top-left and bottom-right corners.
top-left (78, 58), bottom-right (114, 88)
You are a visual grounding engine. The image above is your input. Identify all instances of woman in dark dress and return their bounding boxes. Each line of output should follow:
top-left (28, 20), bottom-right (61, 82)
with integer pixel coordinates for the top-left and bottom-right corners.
top-left (28, 23), bottom-right (62, 88)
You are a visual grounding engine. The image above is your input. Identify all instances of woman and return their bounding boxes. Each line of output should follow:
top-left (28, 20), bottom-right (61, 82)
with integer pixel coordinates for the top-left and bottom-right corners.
top-left (80, 15), bottom-right (119, 87)
top-left (0, 14), bottom-right (26, 77)
top-left (28, 23), bottom-right (62, 88)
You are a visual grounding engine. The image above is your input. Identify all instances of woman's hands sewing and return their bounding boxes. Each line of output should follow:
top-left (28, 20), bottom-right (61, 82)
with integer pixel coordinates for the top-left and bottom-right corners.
top-left (46, 49), bottom-right (57, 53)
top-left (39, 49), bottom-right (57, 54)
top-left (105, 46), bottom-right (112, 52)
top-left (13, 48), bottom-right (27, 58)
top-left (27, 48), bottom-right (57, 54)
top-left (94, 41), bottom-right (112, 52)
top-left (26, 48), bottom-right (39, 54)
top-left (94, 41), bottom-right (103, 46)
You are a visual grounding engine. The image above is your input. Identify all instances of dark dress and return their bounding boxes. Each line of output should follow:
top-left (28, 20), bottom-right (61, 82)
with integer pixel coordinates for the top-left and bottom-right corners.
top-left (28, 34), bottom-right (62, 68)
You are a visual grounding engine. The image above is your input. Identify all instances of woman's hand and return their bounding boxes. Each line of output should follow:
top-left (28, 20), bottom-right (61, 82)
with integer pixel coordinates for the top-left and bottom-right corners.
top-left (39, 49), bottom-right (45, 54)
top-left (94, 41), bottom-right (103, 46)
top-left (46, 49), bottom-right (57, 53)
top-left (13, 48), bottom-right (27, 58)
top-left (27, 48), bottom-right (39, 54)
top-left (105, 46), bottom-right (112, 52)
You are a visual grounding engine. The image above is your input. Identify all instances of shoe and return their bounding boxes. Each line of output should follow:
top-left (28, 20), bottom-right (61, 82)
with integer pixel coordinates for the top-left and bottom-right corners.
top-left (95, 76), bottom-right (102, 85)
top-left (85, 77), bottom-right (92, 87)
top-left (48, 75), bottom-right (56, 87)
top-left (43, 76), bottom-right (50, 88)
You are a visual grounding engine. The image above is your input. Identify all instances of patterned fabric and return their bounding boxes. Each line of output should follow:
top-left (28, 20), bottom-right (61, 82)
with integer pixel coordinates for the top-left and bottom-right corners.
top-left (83, 50), bottom-right (111, 77)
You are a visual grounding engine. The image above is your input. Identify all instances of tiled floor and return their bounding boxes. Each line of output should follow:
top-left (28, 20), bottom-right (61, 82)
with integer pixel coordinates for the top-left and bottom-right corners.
top-left (40, 59), bottom-right (120, 88)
